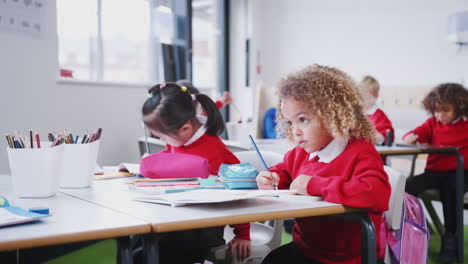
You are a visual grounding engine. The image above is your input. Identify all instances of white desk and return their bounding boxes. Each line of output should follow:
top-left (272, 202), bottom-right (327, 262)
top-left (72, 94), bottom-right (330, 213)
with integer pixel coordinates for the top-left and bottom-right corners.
top-left (61, 177), bottom-right (378, 264)
top-left (0, 175), bottom-right (151, 263)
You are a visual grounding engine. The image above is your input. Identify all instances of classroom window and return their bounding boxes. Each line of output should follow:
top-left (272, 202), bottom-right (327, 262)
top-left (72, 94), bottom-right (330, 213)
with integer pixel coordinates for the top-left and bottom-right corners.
top-left (192, 0), bottom-right (218, 93)
top-left (57, 0), bottom-right (156, 84)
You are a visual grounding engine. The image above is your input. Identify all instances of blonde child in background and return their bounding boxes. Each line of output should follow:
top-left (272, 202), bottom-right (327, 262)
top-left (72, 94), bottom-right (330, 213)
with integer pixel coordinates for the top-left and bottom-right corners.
top-left (358, 75), bottom-right (394, 145)
top-left (256, 65), bottom-right (391, 264)
top-left (141, 82), bottom-right (251, 263)
top-left (177, 79), bottom-right (233, 110)
top-left (403, 83), bottom-right (468, 263)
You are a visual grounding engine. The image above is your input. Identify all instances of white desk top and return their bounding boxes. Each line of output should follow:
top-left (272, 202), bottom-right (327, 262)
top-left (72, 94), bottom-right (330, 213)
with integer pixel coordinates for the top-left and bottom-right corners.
top-left (60, 177), bottom-right (353, 233)
top-left (0, 175), bottom-right (151, 251)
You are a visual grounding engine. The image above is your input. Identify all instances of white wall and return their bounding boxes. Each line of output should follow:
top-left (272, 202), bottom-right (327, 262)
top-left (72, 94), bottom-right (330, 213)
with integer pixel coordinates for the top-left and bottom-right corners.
top-left (231, 0), bottom-right (468, 135)
top-left (0, 1), bottom-right (146, 173)
top-left (252, 0), bottom-right (468, 87)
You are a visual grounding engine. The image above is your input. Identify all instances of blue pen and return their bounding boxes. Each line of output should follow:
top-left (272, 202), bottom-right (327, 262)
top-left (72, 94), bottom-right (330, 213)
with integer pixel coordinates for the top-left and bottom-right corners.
top-left (248, 134), bottom-right (278, 190)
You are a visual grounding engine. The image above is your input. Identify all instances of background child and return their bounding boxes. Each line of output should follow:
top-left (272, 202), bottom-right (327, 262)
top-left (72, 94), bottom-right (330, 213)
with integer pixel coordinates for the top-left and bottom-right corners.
top-left (141, 82), bottom-right (251, 263)
top-left (403, 83), bottom-right (468, 263)
top-left (257, 64), bottom-right (391, 264)
top-left (358, 75), bottom-right (394, 145)
top-left (177, 79), bottom-right (233, 110)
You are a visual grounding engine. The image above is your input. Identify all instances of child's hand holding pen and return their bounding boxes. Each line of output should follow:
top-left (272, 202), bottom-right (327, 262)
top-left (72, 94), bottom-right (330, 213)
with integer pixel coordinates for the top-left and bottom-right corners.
top-left (256, 171), bottom-right (280, 190)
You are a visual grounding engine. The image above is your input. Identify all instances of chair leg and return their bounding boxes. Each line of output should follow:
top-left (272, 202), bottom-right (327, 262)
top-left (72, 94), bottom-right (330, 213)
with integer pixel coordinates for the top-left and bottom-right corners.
top-left (421, 197), bottom-right (445, 237)
top-left (426, 219), bottom-right (436, 235)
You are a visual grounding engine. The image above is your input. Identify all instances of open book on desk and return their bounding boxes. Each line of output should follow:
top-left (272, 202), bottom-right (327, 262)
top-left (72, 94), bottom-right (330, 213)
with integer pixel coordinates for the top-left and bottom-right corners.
top-left (134, 189), bottom-right (303, 207)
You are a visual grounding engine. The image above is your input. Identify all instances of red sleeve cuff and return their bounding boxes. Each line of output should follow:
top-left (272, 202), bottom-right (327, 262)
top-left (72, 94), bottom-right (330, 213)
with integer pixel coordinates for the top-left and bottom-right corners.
top-left (231, 223), bottom-right (251, 240)
top-left (402, 130), bottom-right (414, 140)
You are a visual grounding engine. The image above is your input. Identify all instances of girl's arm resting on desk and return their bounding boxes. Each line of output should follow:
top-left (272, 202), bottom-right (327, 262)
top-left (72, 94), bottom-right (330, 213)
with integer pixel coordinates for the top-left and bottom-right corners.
top-left (290, 174), bottom-right (312, 195)
top-left (307, 160), bottom-right (391, 212)
top-left (404, 118), bottom-right (434, 144)
top-left (403, 133), bottom-right (418, 144)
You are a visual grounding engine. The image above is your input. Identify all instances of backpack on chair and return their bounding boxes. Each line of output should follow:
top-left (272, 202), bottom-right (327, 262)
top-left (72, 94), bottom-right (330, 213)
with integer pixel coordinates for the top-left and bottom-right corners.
top-left (384, 193), bottom-right (430, 264)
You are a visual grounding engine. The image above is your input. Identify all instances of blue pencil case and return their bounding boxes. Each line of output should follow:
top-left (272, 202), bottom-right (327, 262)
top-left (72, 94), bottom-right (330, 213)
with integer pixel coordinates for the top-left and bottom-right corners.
top-left (218, 163), bottom-right (258, 189)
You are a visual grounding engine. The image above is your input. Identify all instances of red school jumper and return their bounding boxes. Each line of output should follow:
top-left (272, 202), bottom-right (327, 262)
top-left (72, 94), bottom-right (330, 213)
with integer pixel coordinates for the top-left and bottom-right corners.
top-left (163, 133), bottom-right (250, 240)
top-left (368, 108), bottom-right (394, 144)
top-left (403, 117), bottom-right (468, 170)
top-left (269, 139), bottom-right (390, 264)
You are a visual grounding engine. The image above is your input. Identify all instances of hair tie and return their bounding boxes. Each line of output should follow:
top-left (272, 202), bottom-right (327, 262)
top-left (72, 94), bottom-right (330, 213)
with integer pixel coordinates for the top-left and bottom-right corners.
top-left (147, 92), bottom-right (153, 99)
top-left (181, 86), bottom-right (187, 92)
top-left (191, 94), bottom-right (196, 101)
top-left (160, 82), bottom-right (166, 88)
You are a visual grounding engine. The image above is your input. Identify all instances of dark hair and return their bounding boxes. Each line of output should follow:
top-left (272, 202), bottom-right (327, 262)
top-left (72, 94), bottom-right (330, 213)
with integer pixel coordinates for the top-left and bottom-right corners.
top-left (176, 79), bottom-right (199, 94)
top-left (422, 83), bottom-right (468, 117)
top-left (142, 82), bottom-right (225, 136)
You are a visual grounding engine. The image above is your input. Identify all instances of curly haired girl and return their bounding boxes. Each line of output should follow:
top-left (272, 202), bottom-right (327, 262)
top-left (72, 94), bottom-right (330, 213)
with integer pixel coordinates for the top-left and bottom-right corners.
top-left (404, 83), bottom-right (468, 263)
top-left (257, 64), bottom-right (391, 264)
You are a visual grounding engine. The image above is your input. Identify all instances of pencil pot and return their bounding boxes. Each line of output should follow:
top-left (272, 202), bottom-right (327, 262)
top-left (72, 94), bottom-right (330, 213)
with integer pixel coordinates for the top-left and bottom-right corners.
top-left (7, 143), bottom-right (64, 198)
top-left (59, 140), bottom-right (100, 188)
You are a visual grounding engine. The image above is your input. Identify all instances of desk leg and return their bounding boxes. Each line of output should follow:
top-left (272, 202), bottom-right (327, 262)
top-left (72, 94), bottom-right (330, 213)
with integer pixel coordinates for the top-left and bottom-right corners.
top-left (337, 213), bottom-right (376, 264)
top-left (117, 236), bottom-right (133, 264)
top-left (455, 152), bottom-right (464, 264)
top-left (142, 234), bottom-right (160, 264)
top-left (359, 214), bottom-right (377, 264)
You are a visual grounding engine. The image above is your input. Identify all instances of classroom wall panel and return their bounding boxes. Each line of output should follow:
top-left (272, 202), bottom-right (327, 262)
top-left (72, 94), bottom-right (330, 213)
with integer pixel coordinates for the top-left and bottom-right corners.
top-left (0, 1), bottom-right (145, 174)
top-left (236, 0), bottom-right (468, 134)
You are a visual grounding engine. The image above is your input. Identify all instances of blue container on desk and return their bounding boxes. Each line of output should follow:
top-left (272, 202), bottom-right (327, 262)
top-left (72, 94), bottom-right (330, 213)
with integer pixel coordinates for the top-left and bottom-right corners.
top-left (218, 163), bottom-right (258, 189)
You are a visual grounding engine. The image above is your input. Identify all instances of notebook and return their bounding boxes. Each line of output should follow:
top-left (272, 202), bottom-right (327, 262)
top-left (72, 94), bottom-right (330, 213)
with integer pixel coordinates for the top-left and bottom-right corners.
top-left (129, 185), bottom-right (225, 195)
top-left (0, 207), bottom-right (49, 227)
top-left (134, 189), bottom-right (296, 207)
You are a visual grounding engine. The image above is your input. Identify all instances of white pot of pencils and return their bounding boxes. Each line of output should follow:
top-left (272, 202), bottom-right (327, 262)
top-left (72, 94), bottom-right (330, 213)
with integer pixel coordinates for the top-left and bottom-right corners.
top-left (7, 142), bottom-right (64, 198)
top-left (59, 139), bottom-right (100, 188)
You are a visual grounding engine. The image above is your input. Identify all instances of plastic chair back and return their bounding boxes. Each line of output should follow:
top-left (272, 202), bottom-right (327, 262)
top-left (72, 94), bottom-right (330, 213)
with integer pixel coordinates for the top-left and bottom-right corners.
top-left (210, 150), bottom-right (285, 264)
top-left (384, 165), bottom-right (406, 230)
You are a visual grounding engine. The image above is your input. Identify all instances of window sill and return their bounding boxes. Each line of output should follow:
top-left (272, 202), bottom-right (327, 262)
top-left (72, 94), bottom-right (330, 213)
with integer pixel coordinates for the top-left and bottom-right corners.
top-left (56, 78), bottom-right (152, 89)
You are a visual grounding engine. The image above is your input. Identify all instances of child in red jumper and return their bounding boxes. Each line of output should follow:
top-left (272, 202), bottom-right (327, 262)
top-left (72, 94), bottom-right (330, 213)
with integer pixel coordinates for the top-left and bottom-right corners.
top-left (358, 75), bottom-right (394, 145)
top-left (177, 79), bottom-right (233, 110)
top-left (403, 83), bottom-right (468, 263)
top-left (141, 82), bottom-right (251, 263)
top-left (256, 65), bottom-right (391, 264)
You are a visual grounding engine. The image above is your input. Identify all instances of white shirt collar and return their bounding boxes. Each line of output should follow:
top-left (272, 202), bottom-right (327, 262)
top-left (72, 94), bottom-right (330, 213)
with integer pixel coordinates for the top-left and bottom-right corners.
top-left (309, 137), bottom-right (349, 163)
top-left (452, 115), bottom-right (467, 124)
top-left (365, 104), bottom-right (378, 115)
top-left (184, 115), bottom-right (207, 146)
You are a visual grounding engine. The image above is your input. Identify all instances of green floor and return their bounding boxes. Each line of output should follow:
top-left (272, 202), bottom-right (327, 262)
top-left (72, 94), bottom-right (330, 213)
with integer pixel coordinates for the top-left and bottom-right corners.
top-left (47, 225), bottom-right (468, 264)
